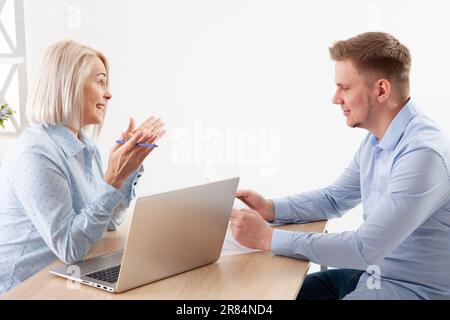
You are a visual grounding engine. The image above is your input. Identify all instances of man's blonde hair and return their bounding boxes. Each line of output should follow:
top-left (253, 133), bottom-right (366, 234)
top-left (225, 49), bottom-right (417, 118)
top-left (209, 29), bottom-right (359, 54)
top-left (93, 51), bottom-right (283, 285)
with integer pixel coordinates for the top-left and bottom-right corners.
top-left (26, 40), bottom-right (109, 136)
top-left (329, 32), bottom-right (411, 98)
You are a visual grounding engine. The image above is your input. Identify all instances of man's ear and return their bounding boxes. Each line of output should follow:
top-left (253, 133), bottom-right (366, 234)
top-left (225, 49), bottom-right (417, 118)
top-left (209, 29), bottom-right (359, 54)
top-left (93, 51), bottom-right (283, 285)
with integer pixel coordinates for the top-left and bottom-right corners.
top-left (375, 79), bottom-right (391, 103)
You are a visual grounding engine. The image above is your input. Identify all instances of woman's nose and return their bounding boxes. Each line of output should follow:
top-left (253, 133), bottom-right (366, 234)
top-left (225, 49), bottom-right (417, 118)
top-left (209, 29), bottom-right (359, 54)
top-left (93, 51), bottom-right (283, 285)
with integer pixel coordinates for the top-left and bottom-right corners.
top-left (104, 90), bottom-right (112, 100)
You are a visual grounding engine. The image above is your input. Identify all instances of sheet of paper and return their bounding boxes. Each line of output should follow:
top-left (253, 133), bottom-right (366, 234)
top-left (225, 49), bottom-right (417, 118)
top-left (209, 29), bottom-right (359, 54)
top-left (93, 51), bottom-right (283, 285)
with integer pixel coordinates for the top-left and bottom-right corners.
top-left (232, 197), bottom-right (249, 210)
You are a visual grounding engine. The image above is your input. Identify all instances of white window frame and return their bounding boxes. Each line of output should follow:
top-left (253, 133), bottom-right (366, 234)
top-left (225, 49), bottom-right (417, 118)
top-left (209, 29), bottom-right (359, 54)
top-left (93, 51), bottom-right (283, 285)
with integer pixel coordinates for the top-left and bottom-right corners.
top-left (0, 0), bottom-right (27, 137)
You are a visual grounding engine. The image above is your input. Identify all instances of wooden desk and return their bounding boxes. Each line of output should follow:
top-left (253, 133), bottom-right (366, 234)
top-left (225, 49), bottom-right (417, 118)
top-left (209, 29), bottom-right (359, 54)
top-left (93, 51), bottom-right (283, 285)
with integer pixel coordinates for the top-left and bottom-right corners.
top-left (1, 218), bottom-right (327, 300)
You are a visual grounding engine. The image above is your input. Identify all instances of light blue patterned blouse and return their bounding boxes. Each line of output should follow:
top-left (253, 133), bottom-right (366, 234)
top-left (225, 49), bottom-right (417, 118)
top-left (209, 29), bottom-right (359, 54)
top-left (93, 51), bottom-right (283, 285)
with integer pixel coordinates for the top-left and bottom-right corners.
top-left (0, 124), bottom-right (143, 294)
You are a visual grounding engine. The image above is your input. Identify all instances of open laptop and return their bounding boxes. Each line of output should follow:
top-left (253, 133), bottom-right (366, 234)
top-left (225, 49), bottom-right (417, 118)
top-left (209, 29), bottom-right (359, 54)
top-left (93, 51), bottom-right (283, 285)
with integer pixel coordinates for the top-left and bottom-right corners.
top-left (50, 177), bottom-right (239, 293)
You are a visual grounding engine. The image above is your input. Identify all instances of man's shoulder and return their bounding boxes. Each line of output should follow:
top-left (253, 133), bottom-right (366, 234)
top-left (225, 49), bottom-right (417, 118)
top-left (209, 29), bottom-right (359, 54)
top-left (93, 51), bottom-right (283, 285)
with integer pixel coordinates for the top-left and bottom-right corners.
top-left (401, 114), bottom-right (450, 156)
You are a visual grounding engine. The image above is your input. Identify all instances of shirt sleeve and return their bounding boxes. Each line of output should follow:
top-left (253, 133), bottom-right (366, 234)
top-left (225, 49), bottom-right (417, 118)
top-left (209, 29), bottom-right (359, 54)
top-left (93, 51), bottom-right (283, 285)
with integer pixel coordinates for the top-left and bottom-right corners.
top-left (271, 148), bottom-right (450, 270)
top-left (107, 165), bottom-right (144, 231)
top-left (12, 151), bottom-right (125, 264)
top-left (272, 148), bottom-right (362, 223)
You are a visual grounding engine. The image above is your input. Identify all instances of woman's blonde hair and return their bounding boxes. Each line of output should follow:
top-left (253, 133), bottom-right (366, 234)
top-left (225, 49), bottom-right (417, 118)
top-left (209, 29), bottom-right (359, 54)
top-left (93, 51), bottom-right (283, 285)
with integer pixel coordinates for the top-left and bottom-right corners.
top-left (26, 40), bottom-right (109, 136)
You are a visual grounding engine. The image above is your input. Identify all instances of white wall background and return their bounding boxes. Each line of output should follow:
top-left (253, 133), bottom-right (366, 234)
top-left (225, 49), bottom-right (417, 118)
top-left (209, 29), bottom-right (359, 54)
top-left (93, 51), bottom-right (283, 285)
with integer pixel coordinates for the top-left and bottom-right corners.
top-left (2, 0), bottom-right (450, 270)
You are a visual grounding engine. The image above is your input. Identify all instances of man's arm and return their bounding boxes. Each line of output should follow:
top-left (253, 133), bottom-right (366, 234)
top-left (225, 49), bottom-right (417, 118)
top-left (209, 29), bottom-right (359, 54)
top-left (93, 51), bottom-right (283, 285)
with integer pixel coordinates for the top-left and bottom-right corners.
top-left (271, 148), bottom-right (450, 269)
top-left (272, 148), bottom-right (362, 223)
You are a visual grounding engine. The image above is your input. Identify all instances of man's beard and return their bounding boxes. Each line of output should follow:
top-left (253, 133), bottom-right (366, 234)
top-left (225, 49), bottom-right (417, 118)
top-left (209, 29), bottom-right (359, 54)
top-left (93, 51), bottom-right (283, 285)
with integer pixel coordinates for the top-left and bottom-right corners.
top-left (351, 97), bottom-right (374, 129)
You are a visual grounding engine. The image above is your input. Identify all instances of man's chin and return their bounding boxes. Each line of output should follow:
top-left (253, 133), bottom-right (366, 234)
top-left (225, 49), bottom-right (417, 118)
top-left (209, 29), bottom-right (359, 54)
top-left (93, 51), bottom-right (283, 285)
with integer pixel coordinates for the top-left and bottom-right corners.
top-left (346, 119), bottom-right (360, 128)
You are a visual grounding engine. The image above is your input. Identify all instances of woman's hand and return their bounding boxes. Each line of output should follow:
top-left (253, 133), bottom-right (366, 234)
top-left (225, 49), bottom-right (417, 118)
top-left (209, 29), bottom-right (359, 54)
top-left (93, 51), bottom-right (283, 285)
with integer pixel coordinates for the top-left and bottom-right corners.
top-left (104, 131), bottom-right (157, 190)
top-left (123, 117), bottom-right (165, 144)
top-left (104, 116), bottom-right (165, 189)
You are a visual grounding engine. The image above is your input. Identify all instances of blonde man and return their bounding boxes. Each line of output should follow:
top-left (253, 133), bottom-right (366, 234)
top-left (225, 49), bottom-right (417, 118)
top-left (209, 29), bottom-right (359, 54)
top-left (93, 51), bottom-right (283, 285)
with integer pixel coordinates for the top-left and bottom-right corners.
top-left (231, 32), bottom-right (450, 299)
top-left (0, 41), bottom-right (165, 294)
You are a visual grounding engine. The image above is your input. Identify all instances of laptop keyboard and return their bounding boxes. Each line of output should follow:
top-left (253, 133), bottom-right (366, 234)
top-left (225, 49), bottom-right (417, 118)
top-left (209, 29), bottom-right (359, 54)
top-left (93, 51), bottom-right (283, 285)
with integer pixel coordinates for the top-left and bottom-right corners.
top-left (85, 265), bottom-right (121, 284)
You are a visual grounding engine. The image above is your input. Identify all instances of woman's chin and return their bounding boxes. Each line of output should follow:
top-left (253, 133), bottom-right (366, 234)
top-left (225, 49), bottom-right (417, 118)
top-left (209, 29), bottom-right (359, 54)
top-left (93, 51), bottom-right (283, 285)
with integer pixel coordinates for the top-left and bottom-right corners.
top-left (93, 113), bottom-right (105, 124)
top-left (83, 118), bottom-right (103, 126)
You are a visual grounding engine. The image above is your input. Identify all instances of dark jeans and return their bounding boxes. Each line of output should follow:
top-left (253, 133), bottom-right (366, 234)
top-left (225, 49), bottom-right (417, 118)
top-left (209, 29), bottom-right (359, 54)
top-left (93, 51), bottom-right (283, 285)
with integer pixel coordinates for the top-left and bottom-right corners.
top-left (297, 269), bottom-right (364, 300)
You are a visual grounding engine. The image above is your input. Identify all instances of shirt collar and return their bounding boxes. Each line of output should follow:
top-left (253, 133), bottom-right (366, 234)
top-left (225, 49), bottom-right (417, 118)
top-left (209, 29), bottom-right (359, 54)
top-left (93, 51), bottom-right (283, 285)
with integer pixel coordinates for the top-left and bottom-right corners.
top-left (79, 129), bottom-right (97, 154)
top-left (44, 125), bottom-right (95, 157)
top-left (370, 99), bottom-right (418, 151)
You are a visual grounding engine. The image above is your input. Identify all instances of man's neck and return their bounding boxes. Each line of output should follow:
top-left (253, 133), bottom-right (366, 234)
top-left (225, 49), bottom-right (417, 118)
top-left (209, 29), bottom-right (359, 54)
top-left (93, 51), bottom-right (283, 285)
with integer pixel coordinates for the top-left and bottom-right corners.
top-left (370, 97), bottom-right (410, 140)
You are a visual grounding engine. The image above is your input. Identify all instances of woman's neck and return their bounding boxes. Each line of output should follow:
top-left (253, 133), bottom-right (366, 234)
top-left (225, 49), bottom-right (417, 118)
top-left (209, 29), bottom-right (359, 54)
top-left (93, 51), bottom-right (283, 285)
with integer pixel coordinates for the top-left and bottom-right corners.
top-left (67, 126), bottom-right (80, 140)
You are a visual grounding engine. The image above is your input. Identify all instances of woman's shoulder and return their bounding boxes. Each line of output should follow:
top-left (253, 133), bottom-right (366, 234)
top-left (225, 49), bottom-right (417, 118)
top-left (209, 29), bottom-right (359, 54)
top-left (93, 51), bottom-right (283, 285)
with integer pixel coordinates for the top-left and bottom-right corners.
top-left (4, 124), bottom-right (62, 164)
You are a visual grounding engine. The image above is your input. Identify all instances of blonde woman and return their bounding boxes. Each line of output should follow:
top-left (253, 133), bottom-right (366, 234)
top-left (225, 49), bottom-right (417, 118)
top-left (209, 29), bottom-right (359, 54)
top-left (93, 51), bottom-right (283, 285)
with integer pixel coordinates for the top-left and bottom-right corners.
top-left (0, 40), bottom-right (165, 294)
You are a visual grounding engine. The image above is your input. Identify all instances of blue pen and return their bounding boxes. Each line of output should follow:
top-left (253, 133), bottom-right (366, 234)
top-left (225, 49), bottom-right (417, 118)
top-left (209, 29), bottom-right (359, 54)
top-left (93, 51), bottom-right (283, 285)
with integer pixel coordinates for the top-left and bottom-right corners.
top-left (116, 140), bottom-right (158, 148)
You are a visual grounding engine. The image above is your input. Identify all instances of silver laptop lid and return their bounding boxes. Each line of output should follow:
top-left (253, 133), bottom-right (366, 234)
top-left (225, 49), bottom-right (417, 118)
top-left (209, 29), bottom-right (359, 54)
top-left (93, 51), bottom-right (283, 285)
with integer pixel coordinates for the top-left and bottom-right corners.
top-left (116, 177), bottom-right (239, 293)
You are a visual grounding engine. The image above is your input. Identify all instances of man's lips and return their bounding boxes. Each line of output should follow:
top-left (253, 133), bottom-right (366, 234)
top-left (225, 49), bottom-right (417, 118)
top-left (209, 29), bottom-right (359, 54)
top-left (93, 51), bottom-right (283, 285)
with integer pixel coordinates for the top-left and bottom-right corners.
top-left (343, 109), bottom-right (350, 116)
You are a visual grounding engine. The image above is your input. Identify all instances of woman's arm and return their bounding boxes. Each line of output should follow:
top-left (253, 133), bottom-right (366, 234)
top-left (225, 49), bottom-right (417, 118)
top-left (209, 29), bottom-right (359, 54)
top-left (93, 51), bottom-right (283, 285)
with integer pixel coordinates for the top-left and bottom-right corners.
top-left (12, 150), bottom-right (125, 264)
top-left (107, 166), bottom-right (145, 231)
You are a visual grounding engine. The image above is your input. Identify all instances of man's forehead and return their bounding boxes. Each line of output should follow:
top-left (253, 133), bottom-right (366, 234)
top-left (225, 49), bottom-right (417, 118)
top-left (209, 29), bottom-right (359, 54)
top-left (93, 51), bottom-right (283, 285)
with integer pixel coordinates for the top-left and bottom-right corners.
top-left (335, 60), bottom-right (359, 82)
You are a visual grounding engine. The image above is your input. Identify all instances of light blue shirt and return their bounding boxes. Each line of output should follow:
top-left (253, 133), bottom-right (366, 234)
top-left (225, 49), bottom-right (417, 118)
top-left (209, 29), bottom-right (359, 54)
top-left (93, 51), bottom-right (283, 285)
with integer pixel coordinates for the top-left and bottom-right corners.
top-left (0, 124), bottom-right (142, 295)
top-left (271, 100), bottom-right (450, 299)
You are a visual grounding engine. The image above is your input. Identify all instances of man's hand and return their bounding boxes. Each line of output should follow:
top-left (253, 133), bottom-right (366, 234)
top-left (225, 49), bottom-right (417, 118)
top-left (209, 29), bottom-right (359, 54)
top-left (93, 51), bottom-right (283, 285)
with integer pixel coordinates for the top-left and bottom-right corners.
top-left (230, 208), bottom-right (274, 252)
top-left (236, 189), bottom-right (275, 221)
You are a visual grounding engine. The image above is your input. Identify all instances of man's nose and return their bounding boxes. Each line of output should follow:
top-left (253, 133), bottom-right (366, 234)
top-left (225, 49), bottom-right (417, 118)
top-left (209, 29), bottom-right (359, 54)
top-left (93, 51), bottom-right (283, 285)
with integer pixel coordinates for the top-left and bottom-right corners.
top-left (332, 91), bottom-right (343, 105)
